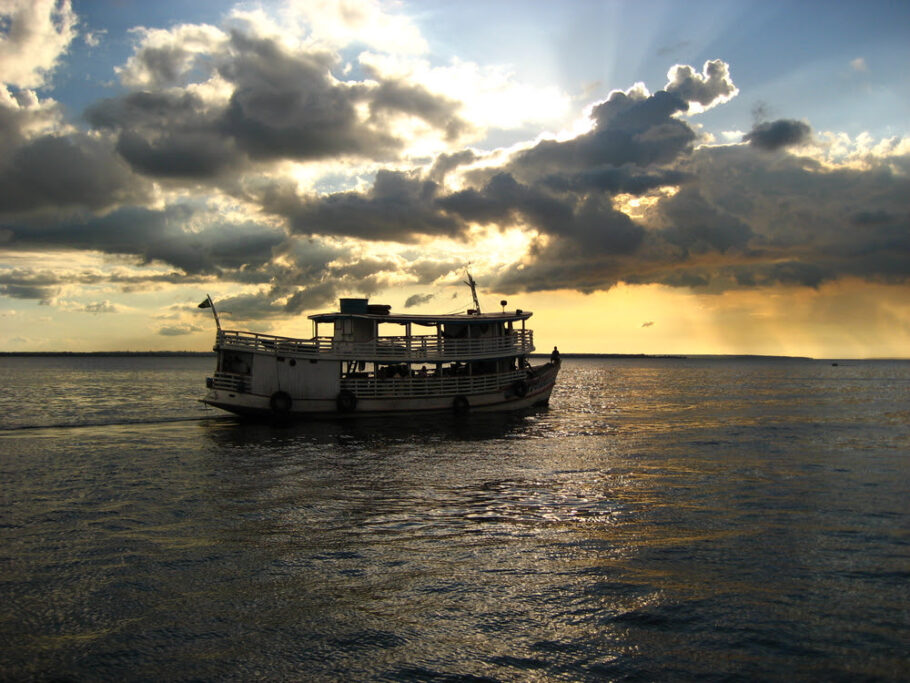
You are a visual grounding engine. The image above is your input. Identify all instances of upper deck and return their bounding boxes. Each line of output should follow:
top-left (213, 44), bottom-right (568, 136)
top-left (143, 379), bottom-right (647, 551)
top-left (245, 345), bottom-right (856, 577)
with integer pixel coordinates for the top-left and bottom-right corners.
top-left (215, 297), bottom-right (536, 361)
top-left (216, 328), bottom-right (534, 361)
top-left (308, 309), bottom-right (533, 326)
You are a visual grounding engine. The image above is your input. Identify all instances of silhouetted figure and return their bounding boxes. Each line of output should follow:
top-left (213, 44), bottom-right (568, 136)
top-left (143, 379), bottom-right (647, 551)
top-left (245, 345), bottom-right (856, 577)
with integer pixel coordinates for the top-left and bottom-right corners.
top-left (550, 346), bottom-right (560, 364)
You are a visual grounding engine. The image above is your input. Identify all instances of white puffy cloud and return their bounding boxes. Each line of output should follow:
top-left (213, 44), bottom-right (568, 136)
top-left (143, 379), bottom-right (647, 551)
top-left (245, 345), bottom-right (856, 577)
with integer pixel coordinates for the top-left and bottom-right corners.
top-left (0, 0), bottom-right (78, 88)
top-left (275, 0), bottom-right (428, 55)
top-left (115, 23), bottom-right (229, 88)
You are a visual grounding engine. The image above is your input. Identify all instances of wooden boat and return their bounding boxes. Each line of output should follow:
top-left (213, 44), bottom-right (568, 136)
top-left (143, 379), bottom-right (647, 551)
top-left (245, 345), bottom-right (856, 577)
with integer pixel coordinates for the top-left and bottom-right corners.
top-left (201, 278), bottom-right (559, 417)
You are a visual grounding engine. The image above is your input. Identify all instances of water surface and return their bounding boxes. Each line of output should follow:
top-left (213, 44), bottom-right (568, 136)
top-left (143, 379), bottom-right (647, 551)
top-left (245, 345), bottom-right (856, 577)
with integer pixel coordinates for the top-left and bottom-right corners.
top-left (1, 356), bottom-right (908, 680)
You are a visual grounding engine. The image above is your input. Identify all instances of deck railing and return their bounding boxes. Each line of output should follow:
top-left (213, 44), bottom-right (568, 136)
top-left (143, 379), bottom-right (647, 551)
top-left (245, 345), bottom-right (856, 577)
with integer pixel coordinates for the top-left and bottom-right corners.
top-left (211, 371), bottom-right (251, 393)
top-left (217, 329), bottom-right (534, 361)
top-left (340, 369), bottom-right (529, 398)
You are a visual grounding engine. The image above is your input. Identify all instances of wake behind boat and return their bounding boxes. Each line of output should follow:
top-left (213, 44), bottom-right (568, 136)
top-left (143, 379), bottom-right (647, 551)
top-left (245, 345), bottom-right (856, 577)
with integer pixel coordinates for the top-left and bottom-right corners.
top-left (201, 282), bottom-right (559, 418)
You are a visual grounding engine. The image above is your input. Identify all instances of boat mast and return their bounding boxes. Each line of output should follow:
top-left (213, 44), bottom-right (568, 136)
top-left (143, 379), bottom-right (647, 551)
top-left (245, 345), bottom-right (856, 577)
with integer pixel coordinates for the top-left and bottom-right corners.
top-left (464, 269), bottom-right (481, 314)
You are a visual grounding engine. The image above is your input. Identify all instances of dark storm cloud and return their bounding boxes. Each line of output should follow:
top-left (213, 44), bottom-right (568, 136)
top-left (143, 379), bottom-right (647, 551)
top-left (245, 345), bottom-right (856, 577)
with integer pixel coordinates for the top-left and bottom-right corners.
top-left (427, 150), bottom-right (478, 183)
top-left (209, 280), bottom-right (351, 322)
top-left (264, 170), bottom-right (461, 241)
top-left (438, 173), bottom-right (572, 231)
top-left (403, 258), bottom-right (462, 284)
top-left (0, 282), bottom-right (56, 300)
top-left (508, 89), bottom-right (693, 182)
top-left (77, 29), bottom-right (470, 183)
top-left (542, 167), bottom-right (689, 194)
top-left (115, 130), bottom-right (237, 179)
top-left (3, 205), bottom-right (285, 275)
top-left (851, 210), bottom-right (894, 225)
top-left (0, 92), bottom-right (59, 154)
top-left (86, 90), bottom-right (205, 130)
top-left (283, 281), bottom-right (341, 314)
top-left (489, 124), bottom-right (910, 296)
top-left (657, 187), bottom-right (754, 254)
top-left (428, 85), bottom-right (700, 258)
top-left (742, 119), bottom-right (811, 151)
top-left (0, 266), bottom-right (220, 303)
top-left (85, 90), bottom-right (243, 179)
top-left (0, 133), bottom-right (148, 213)
top-left (268, 80), bottom-right (705, 263)
top-left (218, 33), bottom-right (395, 162)
top-left (217, 32), bottom-right (468, 164)
top-left (5, 29), bottom-right (908, 317)
top-left (369, 79), bottom-right (468, 141)
top-left (437, 173), bottom-right (644, 255)
top-left (569, 195), bottom-right (645, 252)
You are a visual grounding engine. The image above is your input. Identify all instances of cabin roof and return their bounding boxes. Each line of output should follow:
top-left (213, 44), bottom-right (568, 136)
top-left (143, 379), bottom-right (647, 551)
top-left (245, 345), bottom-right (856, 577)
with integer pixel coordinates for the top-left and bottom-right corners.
top-left (308, 310), bottom-right (533, 326)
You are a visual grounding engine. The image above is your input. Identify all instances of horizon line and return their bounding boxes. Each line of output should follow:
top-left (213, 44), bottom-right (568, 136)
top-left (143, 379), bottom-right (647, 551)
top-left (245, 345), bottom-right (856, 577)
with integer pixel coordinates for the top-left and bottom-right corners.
top-left (1, 351), bottom-right (907, 361)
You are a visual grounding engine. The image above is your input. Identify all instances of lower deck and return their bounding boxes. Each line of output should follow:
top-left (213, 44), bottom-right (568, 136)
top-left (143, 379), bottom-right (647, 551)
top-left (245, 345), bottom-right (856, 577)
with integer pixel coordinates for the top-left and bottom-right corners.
top-left (204, 358), bottom-right (559, 417)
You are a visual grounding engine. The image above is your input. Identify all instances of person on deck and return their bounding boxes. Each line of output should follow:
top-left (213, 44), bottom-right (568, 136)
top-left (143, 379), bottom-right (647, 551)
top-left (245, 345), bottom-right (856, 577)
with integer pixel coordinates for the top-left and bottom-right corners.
top-left (550, 346), bottom-right (561, 364)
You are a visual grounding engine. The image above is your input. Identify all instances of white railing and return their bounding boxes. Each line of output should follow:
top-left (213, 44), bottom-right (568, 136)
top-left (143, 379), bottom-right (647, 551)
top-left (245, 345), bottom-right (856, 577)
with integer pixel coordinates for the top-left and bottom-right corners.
top-left (217, 330), bottom-right (324, 355)
top-left (211, 371), bottom-right (251, 393)
top-left (340, 369), bottom-right (529, 398)
top-left (217, 329), bottom-right (534, 361)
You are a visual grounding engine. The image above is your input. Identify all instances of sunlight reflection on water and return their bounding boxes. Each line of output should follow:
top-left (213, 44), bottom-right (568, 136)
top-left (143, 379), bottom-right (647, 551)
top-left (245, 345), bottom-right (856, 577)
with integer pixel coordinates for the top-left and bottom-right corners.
top-left (1, 356), bottom-right (908, 680)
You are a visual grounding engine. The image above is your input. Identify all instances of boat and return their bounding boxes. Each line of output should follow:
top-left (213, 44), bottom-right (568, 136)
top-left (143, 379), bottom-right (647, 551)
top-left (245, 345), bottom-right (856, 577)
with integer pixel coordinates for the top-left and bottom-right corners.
top-left (200, 277), bottom-right (559, 418)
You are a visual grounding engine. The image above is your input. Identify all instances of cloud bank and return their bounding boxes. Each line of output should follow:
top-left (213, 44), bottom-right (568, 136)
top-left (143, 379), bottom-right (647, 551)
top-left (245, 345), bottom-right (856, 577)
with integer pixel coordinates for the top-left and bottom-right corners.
top-left (0, 0), bottom-right (908, 330)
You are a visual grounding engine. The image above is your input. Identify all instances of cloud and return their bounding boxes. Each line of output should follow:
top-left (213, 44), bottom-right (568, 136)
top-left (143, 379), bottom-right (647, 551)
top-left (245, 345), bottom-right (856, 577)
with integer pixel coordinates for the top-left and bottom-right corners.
top-left (665, 59), bottom-right (738, 113)
top-left (641, 321), bottom-right (654, 327)
top-left (0, 132), bottom-right (148, 212)
top-left (83, 300), bottom-right (120, 314)
top-left (404, 292), bottom-right (434, 308)
top-left (0, 0), bottom-right (78, 89)
top-left (656, 187), bottom-right (753, 254)
top-left (77, 21), bottom-right (471, 186)
top-left (115, 24), bottom-right (228, 88)
top-left (0, 267), bottom-right (64, 301)
top-left (265, 170), bottom-right (461, 241)
top-left (0, 282), bottom-right (57, 300)
top-left (850, 57), bottom-right (868, 72)
top-left (3, 205), bottom-right (286, 276)
top-left (272, 0), bottom-right (428, 55)
top-left (368, 77), bottom-right (468, 142)
top-left (1, 0), bottom-right (907, 335)
top-left (742, 119), bottom-right (811, 151)
top-left (158, 323), bottom-right (203, 336)
top-left (508, 86), bottom-right (695, 180)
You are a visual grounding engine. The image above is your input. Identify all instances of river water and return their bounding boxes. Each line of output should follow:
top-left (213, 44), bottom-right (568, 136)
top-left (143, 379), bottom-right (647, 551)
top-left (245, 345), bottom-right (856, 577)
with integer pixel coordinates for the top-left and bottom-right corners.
top-left (1, 355), bottom-right (908, 680)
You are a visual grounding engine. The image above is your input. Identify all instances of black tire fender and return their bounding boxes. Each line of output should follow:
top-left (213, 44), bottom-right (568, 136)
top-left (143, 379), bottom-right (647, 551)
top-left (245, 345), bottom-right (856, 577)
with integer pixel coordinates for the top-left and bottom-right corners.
top-left (269, 391), bottom-right (292, 414)
top-left (337, 389), bottom-right (357, 413)
top-left (452, 395), bottom-right (470, 414)
top-left (512, 379), bottom-right (529, 398)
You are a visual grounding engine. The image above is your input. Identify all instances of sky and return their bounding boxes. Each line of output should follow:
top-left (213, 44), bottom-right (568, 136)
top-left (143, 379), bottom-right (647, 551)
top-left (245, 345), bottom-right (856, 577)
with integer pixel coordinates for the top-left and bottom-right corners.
top-left (1, 0), bottom-right (908, 357)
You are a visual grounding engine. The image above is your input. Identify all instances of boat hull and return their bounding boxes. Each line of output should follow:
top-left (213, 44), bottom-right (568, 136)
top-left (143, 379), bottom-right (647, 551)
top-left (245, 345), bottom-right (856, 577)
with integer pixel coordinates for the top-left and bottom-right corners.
top-left (203, 362), bottom-right (559, 418)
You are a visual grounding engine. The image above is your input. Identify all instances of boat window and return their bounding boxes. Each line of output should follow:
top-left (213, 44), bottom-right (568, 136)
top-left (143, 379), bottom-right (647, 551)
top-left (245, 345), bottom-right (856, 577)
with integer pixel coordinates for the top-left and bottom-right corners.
top-left (221, 351), bottom-right (253, 375)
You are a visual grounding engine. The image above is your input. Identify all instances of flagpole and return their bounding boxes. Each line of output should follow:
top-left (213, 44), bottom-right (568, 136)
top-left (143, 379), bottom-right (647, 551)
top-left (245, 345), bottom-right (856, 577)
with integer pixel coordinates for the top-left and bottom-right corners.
top-left (200, 294), bottom-right (222, 330)
top-left (209, 294), bottom-right (222, 330)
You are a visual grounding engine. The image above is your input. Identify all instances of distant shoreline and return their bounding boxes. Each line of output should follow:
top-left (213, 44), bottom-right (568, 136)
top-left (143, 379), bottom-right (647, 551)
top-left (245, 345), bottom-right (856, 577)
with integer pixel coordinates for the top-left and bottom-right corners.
top-left (0, 351), bottom-right (807, 360)
top-left (0, 351), bottom-right (217, 357)
top-left (0, 351), bottom-right (905, 361)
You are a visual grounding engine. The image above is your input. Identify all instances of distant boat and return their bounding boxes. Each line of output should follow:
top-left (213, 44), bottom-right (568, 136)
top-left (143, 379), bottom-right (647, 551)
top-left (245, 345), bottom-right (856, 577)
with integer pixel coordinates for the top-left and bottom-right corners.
top-left (200, 279), bottom-right (559, 418)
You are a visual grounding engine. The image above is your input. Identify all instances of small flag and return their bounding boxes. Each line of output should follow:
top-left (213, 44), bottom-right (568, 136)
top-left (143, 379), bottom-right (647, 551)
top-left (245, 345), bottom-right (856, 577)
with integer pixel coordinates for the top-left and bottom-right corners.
top-left (198, 297), bottom-right (212, 309)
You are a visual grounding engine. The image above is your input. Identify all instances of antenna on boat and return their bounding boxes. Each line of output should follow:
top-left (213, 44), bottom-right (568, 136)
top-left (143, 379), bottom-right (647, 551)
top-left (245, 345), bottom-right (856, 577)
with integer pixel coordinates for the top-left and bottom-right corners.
top-left (198, 294), bottom-right (222, 331)
top-left (464, 268), bottom-right (481, 314)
